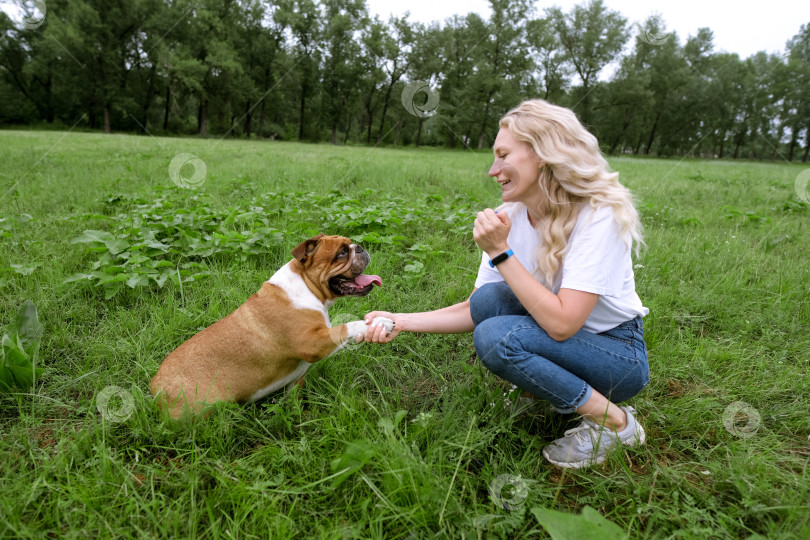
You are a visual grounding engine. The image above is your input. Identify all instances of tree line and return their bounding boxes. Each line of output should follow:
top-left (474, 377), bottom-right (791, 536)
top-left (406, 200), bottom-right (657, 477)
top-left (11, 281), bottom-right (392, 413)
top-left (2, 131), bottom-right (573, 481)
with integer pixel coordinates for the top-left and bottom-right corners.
top-left (1, 0), bottom-right (809, 161)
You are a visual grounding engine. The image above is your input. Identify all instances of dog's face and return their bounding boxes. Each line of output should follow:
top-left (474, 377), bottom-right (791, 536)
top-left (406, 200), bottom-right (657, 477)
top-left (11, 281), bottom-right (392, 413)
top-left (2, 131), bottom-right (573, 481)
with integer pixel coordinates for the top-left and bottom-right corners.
top-left (291, 235), bottom-right (381, 299)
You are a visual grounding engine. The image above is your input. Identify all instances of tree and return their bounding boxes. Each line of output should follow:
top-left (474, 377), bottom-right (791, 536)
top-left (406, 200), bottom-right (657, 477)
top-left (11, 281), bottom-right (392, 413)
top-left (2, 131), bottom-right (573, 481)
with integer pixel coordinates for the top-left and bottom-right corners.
top-left (594, 42), bottom-right (653, 155)
top-left (230, 0), bottom-right (269, 139)
top-left (0, 0), bottom-right (806, 160)
top-left (276, 0), bottom-right (322, 141)
top-left (403, 21), bottom-right (443, 146)
top-left (526, 16), bottom-right (569, 102)
top-left (547, 0), bottom-right (629, 127)
top-left (374, 15), bottom-right (414, 145)
top-left (357, 16), bottom-right (386, 144)
top-left (637, 23), bottom-right (690, 155)
top-left (433, 13), bottom-right (487, 148)
top-left (40, 0), bottom-right (157, 132)
top-left (0, 7), bottom-right (56, 123)
top-left (785, 24), bottom-right (810, 162)
top-left (469, 0), bottom-right (534, 150)
top-left (320, 0), bottom-right (366, 144)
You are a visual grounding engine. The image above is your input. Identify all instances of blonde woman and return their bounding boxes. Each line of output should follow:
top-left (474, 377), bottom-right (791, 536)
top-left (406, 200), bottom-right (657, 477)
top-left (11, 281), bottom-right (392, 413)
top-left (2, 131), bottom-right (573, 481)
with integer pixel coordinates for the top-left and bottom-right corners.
top-left (362, 99), bottom-right (649, 468)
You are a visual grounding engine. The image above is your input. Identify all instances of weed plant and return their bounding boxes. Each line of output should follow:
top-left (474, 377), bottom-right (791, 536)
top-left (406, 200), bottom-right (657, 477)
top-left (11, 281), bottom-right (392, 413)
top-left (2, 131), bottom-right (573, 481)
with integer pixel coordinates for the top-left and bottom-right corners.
top-left (1, 131), bottom-right (808, 538)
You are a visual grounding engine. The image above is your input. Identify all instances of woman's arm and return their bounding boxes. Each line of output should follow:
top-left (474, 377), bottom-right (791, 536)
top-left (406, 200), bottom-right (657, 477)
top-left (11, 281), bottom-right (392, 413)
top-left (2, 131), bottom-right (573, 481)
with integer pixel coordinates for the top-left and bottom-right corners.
top-left (361, 293), bottom-right (476, 343)
top-left (474, 209), bottom-right (597, 341)
top-left (492, 255), bottom-right (597, 341)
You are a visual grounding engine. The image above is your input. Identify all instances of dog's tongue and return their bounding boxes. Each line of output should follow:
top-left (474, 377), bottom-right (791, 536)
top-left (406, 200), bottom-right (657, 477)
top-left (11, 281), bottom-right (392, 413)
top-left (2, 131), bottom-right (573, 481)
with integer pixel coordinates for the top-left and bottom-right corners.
top-left (354, 274), bottom-right (382, 288)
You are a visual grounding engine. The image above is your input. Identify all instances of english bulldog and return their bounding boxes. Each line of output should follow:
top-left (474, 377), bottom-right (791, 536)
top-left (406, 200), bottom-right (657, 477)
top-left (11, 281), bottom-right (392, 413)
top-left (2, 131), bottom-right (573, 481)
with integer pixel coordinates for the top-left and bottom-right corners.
top-left (150, 234), bottom-right (393, 418)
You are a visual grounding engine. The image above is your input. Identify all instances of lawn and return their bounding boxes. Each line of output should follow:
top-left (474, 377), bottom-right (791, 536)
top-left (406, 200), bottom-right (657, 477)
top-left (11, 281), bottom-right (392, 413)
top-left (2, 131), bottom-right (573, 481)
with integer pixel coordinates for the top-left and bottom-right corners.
top-left (1, 130), bottom-right (808, 538)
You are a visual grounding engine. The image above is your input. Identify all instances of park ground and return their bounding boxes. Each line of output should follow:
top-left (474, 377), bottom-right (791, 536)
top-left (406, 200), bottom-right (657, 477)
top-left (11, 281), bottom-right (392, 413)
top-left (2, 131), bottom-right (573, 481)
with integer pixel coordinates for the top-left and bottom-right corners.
top-left (0, 130), bottom-right (809, 538)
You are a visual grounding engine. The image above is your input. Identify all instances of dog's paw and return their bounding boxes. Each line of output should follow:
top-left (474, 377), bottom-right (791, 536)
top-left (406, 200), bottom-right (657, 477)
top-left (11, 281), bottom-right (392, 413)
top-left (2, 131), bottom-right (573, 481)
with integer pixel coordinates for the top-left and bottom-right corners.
top-left (342, 320), bottom-right (368, 344)
top-left (370, 316), bottom-right (395, 336)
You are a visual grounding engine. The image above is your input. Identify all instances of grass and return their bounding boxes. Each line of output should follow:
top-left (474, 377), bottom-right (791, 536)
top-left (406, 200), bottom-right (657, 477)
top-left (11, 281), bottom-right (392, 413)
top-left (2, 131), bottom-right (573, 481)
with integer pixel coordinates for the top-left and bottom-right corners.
top-left (1, 130), bottom-right (809, 538)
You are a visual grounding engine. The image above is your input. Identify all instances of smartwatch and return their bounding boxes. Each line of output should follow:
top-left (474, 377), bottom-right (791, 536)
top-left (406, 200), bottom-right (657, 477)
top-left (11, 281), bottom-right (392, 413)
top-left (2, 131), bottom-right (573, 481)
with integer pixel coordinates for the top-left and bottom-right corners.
top-left (489, 249), bottom-right (514, 268)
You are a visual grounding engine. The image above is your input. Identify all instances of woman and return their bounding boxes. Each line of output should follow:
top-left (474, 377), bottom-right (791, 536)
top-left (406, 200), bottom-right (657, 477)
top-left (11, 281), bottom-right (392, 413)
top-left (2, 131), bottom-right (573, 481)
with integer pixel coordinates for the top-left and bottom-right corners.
top-left (361, 99), bottom-right (649, 469)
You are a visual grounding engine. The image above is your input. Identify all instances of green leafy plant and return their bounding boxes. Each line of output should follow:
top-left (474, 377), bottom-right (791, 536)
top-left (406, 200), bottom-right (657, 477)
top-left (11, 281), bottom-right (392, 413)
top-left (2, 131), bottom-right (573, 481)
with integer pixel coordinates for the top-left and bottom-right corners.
top-left (330, 439), bottom-right (375, 488)
top-left (65, 189), bottom-right (479, 299)
top-left (65, 195), bottom-right (285, 299)
top-left (0, 300), bottom-right (44, 392)
top-left (532, 506), bottom-right (626, 539)
top-left (0, 214), bottom-right (34, 242)
top-left (722, 205), bottom-right (770, 224)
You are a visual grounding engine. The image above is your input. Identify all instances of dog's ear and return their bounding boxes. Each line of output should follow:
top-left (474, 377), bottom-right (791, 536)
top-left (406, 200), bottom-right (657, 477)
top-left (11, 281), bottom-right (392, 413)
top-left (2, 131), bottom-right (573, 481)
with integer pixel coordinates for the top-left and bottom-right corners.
top-left (291, 234), bottom-right (324, 265)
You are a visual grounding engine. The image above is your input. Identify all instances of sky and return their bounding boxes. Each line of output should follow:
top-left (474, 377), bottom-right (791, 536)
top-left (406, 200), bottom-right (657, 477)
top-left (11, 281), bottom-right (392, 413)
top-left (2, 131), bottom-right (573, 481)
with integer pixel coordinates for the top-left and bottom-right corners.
top-left (365, 0), bottom-right (809, 59)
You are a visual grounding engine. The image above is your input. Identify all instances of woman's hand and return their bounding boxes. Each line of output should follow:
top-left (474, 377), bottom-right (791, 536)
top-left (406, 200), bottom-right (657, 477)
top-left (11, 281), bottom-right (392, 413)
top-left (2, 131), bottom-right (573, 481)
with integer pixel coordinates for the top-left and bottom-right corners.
top-left (359, 311), bottom-right (403, 344)
top-left (473, 208), bottom-right (511, 256)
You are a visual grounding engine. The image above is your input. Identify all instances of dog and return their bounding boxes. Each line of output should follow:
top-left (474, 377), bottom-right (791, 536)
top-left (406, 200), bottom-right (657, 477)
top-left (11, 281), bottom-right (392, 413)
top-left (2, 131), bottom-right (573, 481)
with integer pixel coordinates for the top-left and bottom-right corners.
top-left (150, 234), bottom-right (393, 418)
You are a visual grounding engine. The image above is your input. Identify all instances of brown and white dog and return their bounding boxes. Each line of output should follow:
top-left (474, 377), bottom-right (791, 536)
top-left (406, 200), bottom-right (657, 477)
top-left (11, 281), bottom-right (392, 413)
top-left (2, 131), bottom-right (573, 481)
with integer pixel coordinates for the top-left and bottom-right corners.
top-left (150, 234), bottom-right (393, 418)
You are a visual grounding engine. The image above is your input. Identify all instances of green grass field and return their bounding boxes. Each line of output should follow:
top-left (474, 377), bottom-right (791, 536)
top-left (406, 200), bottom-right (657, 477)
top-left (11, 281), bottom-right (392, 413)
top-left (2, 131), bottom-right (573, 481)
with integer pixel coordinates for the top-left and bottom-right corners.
top-left (1, 130), bottom-right (809, 538)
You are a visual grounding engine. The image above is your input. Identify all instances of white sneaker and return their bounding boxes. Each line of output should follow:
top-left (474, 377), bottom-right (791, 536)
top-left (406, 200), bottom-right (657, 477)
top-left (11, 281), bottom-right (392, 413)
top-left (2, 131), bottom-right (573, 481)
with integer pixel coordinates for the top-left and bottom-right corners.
top-left (542, 406), bottom-right (646, 468)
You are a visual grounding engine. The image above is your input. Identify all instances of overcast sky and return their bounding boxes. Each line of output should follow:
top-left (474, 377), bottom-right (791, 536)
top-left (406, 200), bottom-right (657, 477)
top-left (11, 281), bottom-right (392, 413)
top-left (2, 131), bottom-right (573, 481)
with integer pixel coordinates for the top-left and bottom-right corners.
top-left (366, 0), bottom-right (809, 59)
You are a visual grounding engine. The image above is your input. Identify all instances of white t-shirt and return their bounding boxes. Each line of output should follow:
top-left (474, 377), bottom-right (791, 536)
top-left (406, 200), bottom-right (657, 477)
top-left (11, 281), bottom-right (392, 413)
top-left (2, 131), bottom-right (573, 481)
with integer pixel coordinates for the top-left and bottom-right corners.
top-left (474, 204), bottom-right (649, 333)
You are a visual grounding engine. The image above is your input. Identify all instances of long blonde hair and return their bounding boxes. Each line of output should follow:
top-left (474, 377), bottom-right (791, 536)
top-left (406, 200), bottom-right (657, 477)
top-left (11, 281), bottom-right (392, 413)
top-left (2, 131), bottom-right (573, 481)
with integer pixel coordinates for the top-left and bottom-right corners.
top-left (498, 99), bottom-right (644, 286)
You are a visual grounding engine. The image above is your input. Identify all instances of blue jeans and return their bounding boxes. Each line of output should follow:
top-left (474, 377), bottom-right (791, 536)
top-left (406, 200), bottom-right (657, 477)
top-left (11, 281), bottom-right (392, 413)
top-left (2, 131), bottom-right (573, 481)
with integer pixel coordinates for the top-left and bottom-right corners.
top-left (470, 282), bottom-right (649, 414)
